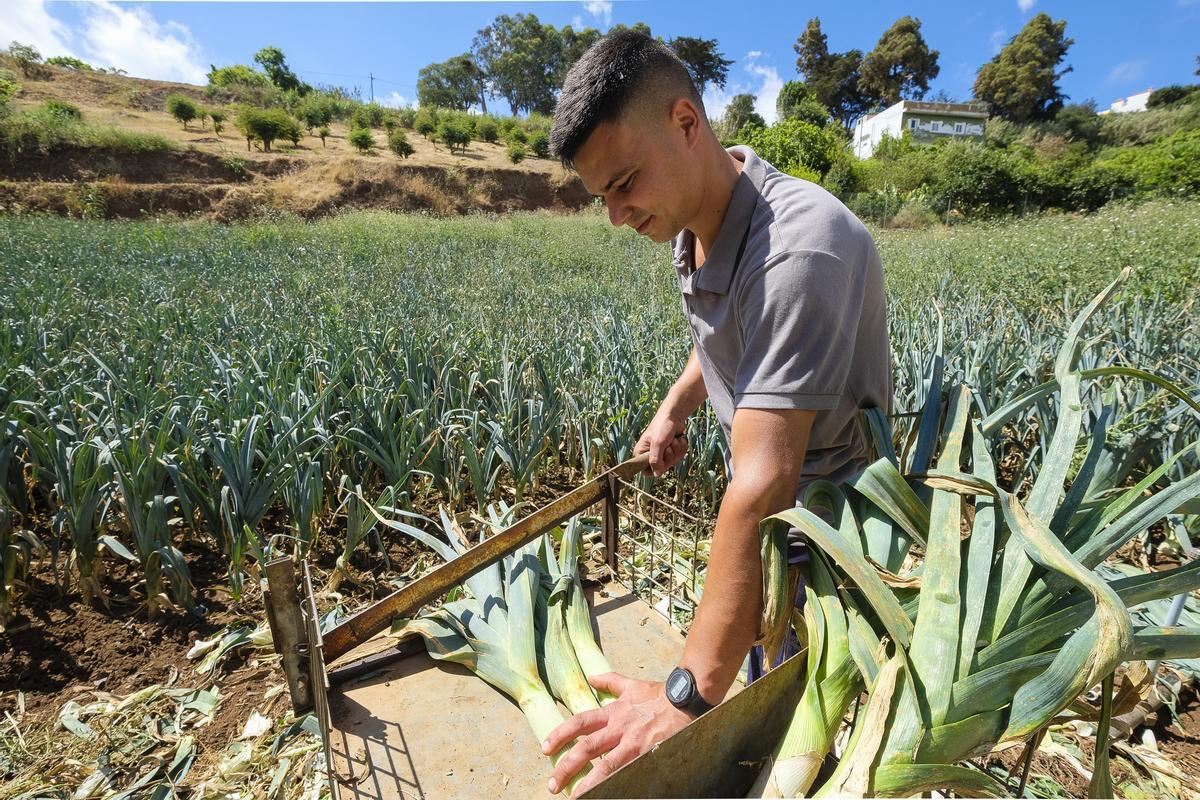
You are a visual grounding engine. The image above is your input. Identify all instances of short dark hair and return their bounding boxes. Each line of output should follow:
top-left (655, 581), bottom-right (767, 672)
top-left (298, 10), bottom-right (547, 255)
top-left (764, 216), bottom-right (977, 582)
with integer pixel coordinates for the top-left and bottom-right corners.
top-left (550, 30), bottom-right (704, 167)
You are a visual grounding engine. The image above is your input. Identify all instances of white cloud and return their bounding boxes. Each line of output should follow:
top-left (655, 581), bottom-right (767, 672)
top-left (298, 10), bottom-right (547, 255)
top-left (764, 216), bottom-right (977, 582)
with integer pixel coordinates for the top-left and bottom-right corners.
top-left (381, 91), bottom-right (409, 108)
top-left (0, 0), bottom-right (75, 61)
top-left (1107, 59), bottom-right (1149, 84)
top-left (990, 29), bottom-right (1008, 54)
top-left (0, 0), bottom-right (206, 83)
top-left (582, 1), bottom-right (613, 27)
top-left (78, 1), bottom-right (206, 83)
top-left (571, 15), bottom-right (584, 29)
top-left (702, 51), bottom-right (786, 126)
top-left (1017, 0), bottom-right (1036, 11)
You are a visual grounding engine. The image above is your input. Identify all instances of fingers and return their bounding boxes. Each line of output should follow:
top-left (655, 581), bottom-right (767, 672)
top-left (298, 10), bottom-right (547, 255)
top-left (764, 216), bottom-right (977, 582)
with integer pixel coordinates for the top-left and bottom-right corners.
top-left (550, 728), bottom-right (620, 796)
top-left (587, 671), bottom-right (630, 696)
top-left (569, 743), bottom-right (640, 799)
top-left (542, 706), bottom-right (608, 757)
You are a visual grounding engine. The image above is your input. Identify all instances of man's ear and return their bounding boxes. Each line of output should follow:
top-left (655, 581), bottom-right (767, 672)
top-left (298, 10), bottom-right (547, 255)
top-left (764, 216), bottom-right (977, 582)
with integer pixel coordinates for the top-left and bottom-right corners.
top-left (669, 97), bottom-right (703, 149)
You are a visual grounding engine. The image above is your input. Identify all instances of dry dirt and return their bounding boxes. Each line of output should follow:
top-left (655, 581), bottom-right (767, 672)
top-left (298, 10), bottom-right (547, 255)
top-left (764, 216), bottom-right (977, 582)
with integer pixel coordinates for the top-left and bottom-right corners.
top-left (0, 61), bottom-right (591, 221)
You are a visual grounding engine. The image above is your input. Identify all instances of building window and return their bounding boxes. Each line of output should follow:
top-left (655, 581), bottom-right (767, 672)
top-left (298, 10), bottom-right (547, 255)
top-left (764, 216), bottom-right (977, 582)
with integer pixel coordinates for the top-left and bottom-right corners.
top-left (908, 118), bottom-right (918, 130)
top-left (930, 121), bottom-right (941, 132)
top-left (955, 122), bottom-right (965, 134)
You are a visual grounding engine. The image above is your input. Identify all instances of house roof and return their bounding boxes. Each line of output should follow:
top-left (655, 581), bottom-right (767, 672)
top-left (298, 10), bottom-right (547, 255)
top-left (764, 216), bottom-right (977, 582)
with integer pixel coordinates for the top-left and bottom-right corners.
top-left (857, 99), bottom-right (990, 127)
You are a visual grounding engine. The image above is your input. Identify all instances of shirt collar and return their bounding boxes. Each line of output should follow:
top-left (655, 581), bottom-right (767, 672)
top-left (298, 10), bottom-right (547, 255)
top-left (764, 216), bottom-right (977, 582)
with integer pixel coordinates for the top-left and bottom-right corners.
top-left (674, 145), bottom-right (766, 296)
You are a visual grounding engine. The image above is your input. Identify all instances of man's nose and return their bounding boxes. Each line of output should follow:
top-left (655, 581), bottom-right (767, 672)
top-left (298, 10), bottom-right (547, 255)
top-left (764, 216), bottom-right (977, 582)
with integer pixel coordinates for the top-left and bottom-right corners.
top-left (607, 200), bottom-right (630, 228)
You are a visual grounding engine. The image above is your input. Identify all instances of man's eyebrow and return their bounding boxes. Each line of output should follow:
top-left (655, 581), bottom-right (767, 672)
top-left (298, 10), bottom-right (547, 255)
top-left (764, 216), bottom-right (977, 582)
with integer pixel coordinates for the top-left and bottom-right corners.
top-left (603, 165), bottom-right (635, 193)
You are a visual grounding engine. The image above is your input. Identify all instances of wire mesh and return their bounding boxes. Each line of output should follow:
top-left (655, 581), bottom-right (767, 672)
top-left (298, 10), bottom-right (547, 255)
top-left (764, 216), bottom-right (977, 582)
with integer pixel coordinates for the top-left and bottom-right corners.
top-left (601, 477), bottom-right (710, 633)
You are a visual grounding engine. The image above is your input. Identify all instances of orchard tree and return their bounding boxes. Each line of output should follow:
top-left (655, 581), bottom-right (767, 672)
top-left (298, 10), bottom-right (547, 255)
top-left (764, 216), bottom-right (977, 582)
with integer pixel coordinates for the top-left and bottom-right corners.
top-left (166, 94), bottom-right (200, 129)
top-left (668, 36), bottom-right (733, 95)
top-left (418, 54), bottom-right (486, 111)
top-left (859, 16), bottom-right (940, 106)
top-left (776, 81), bottom-right (830, 127)
top-left (974, 13), bottom-right (1073, 122)
top-left (793, 19), bottom-right (871, 126)
top-left (349, 127), bottom-right (374, 153)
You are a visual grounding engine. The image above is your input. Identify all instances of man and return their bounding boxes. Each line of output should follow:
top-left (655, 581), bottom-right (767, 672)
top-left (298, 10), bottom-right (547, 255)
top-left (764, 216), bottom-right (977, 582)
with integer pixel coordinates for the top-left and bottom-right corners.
top-left (542, 31), bottom-right (891, 797)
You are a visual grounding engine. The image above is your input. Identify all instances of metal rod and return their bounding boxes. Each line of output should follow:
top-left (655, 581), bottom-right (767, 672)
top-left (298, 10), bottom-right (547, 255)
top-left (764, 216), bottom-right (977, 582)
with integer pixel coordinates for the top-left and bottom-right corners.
top-left (324, 453), bottom-right (650, 662)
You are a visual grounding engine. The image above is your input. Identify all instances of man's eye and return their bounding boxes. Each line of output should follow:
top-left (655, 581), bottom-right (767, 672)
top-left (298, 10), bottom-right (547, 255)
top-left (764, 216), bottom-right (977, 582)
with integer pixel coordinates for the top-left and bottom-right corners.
top-left (619, 176), bottom-right (634, 192)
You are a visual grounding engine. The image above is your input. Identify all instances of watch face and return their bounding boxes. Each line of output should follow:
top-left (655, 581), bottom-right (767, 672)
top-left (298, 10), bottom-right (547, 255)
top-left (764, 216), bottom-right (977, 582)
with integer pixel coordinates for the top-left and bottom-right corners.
top-left (666, 669), bottom-right (691, 704)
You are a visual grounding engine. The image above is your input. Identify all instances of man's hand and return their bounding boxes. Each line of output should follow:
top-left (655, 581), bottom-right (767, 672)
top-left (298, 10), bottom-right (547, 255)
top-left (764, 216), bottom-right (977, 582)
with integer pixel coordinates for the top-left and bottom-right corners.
top-left (634, 411), bottom-right (687, 476)
top-left (542, 672), bottom-right (694, 798)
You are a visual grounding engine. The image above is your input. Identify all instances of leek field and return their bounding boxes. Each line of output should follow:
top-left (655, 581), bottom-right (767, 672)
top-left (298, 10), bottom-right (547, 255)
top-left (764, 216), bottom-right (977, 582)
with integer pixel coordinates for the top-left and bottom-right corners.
top-left (2, 199), bottom-right (1200, 798)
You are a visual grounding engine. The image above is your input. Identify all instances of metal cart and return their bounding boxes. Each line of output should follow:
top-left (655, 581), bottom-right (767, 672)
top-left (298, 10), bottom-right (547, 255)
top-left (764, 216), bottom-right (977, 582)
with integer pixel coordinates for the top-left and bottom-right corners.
top-left (264, 456), bottom-right (804, 799)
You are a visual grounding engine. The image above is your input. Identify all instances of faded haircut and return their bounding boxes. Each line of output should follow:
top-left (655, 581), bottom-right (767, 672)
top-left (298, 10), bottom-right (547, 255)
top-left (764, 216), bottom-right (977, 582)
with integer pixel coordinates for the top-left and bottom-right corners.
top-left (550, 29), bottom-right (704, 167)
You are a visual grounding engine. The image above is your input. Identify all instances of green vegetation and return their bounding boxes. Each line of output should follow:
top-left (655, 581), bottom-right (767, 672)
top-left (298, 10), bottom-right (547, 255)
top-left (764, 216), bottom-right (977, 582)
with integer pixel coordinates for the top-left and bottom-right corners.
top-left (317, 123), bottom-right (330, 148)
top-left (348, 127), bottom-right (374, 153)
top-left (165, 94), bottom-right (200, 129)
top-left (437, 118), bottom-right (471, 153)
top-left (388, 128), bottom-right (413, 158)
top-left (45, 55), bottom-right (93, 71)
top-left (507, 139), bottom-right (526, 163)
top-left (527, 129), bottom-right (549, 158)
top-left (233, 106), bottom-right (300, 152)
top-left (42, 99), bottom-right (81, 120)
top-left (0, 203), bottom-right (1195, 622)
top-left (0, 103), bottom-right (174, 161)
top-left (5, 41), bottom-right (42, 78)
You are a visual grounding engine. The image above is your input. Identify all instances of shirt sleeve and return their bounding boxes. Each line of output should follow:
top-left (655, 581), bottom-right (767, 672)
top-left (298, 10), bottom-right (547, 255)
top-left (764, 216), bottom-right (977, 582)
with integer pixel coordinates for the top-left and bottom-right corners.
top-left (733, 249), bottom-right (865, 411)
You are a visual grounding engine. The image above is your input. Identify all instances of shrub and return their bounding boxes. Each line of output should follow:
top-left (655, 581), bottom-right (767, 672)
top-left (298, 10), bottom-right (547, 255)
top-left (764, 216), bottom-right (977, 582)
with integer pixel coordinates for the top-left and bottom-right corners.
top-left (437, 119), bottom-right (471, 154)
top-left (888, 199), bottom-right (940, 229)
top-left (1147, 85), bottom-right (1200, 109)
top-left (317, 124), bottom-right (330, 148)
top-left (6, 42), bottom-right (42, 78)
top-left (1100, 105), bottom-right (1200, 147)
top-left (234, 107), bottom-right (299, 152)
top-left (476, 117), bottom-right (499, 143)
top-left (740, 118), bottom-right (843, 179)
top-left (349, 127), bottom-right (374, 153)
top-left (43, 99), bottom-right (81, 120)
top-left (208, 108), bottom-right (226, 134)
top-left (396, 107), bottom-right (417, 129)
top-left (351, 103), bottom-right (386, 129)
top-left (166, 94), bottom-right (200, 129)
top-left (207, 64), bottom-right (270, 88)
top-left (528, 130), bottom-right (550, 158)
top-left (0, 106), bottom-right (174, 160)
top-left (382, 113), bottom-right (399, 133)
top-left (927, 140), bottom-right (1029, 215)
top-left (46, 56), bottom-right (93, 71)
top-left (297, 94), bottom-right (335, 133)
top-left (506, 126), bottom-right (527, 145)
top-left (1093, 129), bottom-right (1200, 198)
top-left (0, 78), bottom-right (17, 118)
top-left (507, 140), bottom-right (526, 163)
top-left (388, 128), bottom-right (414, 158)
top-left (414, 110), bottom-right (436, 139)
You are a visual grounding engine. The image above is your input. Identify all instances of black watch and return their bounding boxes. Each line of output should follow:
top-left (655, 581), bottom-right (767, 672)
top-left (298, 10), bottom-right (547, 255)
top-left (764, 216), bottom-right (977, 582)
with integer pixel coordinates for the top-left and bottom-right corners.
top-left (665, 666), bottom-right (715, 717)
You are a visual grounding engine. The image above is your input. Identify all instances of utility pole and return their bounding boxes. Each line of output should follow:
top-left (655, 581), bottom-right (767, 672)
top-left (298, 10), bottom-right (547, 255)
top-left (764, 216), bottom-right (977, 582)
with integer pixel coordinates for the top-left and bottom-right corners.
top-left (369, 72), bottom-right (374, 104)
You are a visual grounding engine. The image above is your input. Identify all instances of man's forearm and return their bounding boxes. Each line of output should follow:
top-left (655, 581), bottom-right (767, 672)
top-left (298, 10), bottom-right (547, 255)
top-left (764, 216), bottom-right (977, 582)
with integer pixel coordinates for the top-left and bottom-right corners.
top-left (661, 348), bottom-right (708, 422)
top-left (676, 481), bottom-right (766, 703)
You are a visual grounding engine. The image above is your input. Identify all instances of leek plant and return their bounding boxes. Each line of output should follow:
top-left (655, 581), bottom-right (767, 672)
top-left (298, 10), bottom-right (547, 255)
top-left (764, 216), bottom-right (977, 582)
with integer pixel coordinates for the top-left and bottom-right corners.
top-left (754, 270), bottom-right (1200, 797)
top-left (0, 488), bottom-right (43, 630)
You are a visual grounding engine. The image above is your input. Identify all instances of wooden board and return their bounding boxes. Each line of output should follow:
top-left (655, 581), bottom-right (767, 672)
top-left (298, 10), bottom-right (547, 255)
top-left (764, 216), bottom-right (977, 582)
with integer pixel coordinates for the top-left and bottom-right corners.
top-left (327, 582), bottom-right (731, 800)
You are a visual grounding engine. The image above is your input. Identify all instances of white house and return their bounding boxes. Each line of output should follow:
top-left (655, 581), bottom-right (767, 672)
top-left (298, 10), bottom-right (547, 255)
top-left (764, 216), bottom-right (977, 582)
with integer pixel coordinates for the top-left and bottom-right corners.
top-left (1101, 89), bottom-right (1153, 115)
top-left (853, 99), bottom-right (989, 159)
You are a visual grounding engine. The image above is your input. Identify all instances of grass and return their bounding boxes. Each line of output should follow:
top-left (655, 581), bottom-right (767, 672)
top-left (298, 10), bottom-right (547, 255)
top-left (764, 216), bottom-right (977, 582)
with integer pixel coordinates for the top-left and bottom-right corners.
top-left (0, 105), bottom-right (176, 161)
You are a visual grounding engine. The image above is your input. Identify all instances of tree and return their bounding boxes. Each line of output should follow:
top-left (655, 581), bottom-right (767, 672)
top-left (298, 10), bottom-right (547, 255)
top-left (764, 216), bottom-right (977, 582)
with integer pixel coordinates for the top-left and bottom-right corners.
top-left (388, 128), bottom-right (414, 158)
top-left (776, 81), bottom-right (830, 127)
top-left (560, 25), bottom-right (603, 81)
top-left (317, 124), bottom-right (330, 148)
top-left (254, 46), bottom-right (310, 95)
top-left (438, 119), bottom-right (471, 154)
top-left (507, 140), bottom-right (527, 163)
top-left (418, 55), bottom-right (486, 111)
top-left (859, 16), bottom-right (940, 106)
top-left (414, 110), bottom-right (436, 139)
top-left (793, 19), bottom-right (871, 126)
top-left (720, 94), bottom-right (765, 139)
top-left (739, 118), bottom-right (844, 179)
top-left (209, 108), bottom-right (226, 135)
top-left (1051, 101), bottom-right (1101, 145)
top-left (608, 22), bottom-right (652, 38)
top-left (528, 130), bottom-right (550, 158)
top-left (974, 13), bottom-right (1073, 122)
top-left (472, 13), bottom-right (565, 115)
top-left (7, 42), bottom-right (42, 77)
top-left (349, 127), bottom-right (374, 153)
top-left (668, 36), bottom-right (734, 95)
top-left (235, 107), bottom-right (298, 152)
top-left (297, 94), bottom-right (335, 133)
top-left (166, 94), bottom-right (200, 129)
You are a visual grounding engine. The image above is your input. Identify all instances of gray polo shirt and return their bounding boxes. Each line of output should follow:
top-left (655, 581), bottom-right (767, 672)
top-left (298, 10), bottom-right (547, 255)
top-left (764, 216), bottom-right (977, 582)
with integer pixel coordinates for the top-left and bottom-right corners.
top-left (673, 145), bottom-right (891, 494)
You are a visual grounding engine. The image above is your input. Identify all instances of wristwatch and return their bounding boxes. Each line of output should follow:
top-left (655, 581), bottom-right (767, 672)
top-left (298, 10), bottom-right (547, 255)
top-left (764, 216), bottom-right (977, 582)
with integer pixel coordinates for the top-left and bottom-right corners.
top-left (665, 666), bottom-right (715, 717)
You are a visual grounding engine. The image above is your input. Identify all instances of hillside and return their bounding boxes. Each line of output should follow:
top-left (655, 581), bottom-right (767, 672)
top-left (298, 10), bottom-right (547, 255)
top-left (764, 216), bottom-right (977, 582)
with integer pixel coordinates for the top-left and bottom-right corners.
top-left (0, 60), bottom-right (590, 221)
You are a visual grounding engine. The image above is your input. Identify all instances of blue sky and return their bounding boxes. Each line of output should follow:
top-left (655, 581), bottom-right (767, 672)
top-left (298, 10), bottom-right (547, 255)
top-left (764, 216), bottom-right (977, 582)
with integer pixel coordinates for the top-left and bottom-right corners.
top-left (5, 1), bottom-right (1198, 121)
